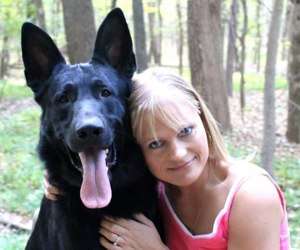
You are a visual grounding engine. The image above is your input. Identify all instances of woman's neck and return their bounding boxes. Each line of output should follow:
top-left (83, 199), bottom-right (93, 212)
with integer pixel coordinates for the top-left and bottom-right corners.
top-left (166, 158), bottom-right (230, 202)
top-left (164, 158), bottom-right (231, 234)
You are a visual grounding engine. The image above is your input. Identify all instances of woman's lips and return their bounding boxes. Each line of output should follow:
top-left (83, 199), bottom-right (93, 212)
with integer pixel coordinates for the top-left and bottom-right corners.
top-left (170, 156), bottom-right (196, 171)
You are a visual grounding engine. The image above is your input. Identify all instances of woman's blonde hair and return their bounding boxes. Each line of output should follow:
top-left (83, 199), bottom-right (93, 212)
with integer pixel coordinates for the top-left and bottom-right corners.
top-left (129, 67), bottom-right (228, 161)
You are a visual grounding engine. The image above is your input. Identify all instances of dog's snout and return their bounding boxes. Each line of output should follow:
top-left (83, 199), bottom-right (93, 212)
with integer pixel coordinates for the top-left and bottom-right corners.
top-left (74, 115), bottom-right (105, 146)
top-left (77, 125), bottom-right (103, 140)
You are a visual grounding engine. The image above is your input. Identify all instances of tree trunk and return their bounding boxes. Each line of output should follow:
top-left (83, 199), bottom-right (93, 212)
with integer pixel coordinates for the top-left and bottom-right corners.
top-left (147, 1), bottom-right (161, 65)
top-left (34, 0), bottom-right (46, 30)
top-left (187, 0), bottom-right (231, 132)
top-left (176, 0), bottom-right (184, 75)
top-left (220, 1), bottom-right (226, 75)
top-left (26, 0), bottom-right (36, 22)
top-left (111, 0), bottom-right (117, 9)
top-left (132, 0), bottom-right (148, 72)
top-left (282, 1), bottom-right (293, 61)
top-left (156, 0), bottom-right (162, 65)
top-left (49, 0), bottom-right (61, 35)
top-left (261, 0), bottom-right (284, 176)
top-left (148, 11), bottom-right (156, 64)
top-left (238, 0), bottom-right (248, 115)
top-left (225, 0), bottom-right (238, 97)
top-left (0, 35), bottom-right (9, 79)
top-left (287, 1), bottom-right (300, 143)
top-left (61, 0), bottom-right (96, 63)
top-left (254, 0), bottom-right (262, 73)
top-left (26, 0), bottom-right (47, 30)
top-left (0, 11), bottom-right (10, 79)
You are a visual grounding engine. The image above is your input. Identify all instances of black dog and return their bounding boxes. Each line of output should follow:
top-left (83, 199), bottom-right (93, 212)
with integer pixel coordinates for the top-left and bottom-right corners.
top-left (21, 8), bottom-right (160, 250)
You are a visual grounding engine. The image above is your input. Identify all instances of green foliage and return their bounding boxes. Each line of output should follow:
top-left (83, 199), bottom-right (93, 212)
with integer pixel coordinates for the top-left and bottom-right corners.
top-left (275, 157), bottom-right (300, 248)
top-left (0, 106), bottom-right (43, 215)
top-left (0, 81), bottom-right (32, 100)
top-left (0, 0), bottom-right (26, 50)
top-left (0, 231), bottom-right (29, 250)
top-left (225, 137), bottom-right (254, 159)
top-left (161, 69), bottom-right (288, 93)
top-left (233, 72), bottom-right (287, 91)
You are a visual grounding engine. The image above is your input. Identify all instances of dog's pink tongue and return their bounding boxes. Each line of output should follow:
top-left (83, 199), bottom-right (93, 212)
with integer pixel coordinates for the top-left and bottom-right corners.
top-left (79, 149), bottom-right (112, 209)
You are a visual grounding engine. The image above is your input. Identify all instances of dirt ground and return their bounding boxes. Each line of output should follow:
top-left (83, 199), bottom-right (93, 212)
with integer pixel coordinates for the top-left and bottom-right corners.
top-left (229, 89), bottom-right (300, 158)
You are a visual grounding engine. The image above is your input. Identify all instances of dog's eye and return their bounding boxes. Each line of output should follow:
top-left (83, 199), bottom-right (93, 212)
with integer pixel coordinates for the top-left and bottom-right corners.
top-left (55, 94), bottom-right (69, 104)
top-left (101, 89), bottom-right (111, 97)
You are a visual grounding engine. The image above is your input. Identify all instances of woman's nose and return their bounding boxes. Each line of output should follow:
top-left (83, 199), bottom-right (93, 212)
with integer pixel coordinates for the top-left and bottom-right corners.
top-left (169, 141), bottom-right (187, 160)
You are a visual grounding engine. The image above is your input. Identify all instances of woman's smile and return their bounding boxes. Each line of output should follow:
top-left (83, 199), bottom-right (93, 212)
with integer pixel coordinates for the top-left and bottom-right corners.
top-left (169, 156), bottom-right (197, 171)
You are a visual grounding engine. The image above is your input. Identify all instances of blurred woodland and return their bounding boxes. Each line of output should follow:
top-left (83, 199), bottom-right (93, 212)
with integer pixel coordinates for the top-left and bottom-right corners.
top-left (0, 0), bottom-right (299, 249)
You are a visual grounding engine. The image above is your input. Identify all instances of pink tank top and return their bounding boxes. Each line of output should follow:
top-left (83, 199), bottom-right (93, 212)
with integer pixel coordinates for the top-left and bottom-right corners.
top-left (158, 175), bottom-right (290, 250)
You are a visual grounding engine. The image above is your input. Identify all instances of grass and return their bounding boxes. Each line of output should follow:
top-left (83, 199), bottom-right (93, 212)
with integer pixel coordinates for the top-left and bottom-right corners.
top-left (0, 80), bottom-right (32, 101)
top-left (275, 157), bottom-right (300, 248)
top-left (162, 67), bottom-right (288, 92)
top-left (0, 106), bottom-right (43, 215)
top-left (233, 72), bottom-right (287, 91)
top-left (0, 91), bottom-right (42, 249)
top-left (0, 231), bottom-right (29, 250)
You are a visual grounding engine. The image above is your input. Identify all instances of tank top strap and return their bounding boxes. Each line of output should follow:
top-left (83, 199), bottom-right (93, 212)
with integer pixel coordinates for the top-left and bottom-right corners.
top-left (257, 173), bottom-right (287, 211)
top-left (223, 174), bottom-right (252, 220)
top-left (225, 171), bottom-right (286, 221)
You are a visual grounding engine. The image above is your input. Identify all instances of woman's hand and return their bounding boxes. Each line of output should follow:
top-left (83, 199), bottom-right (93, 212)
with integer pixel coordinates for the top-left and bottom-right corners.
top-left (44, 171), bottom-right (64, 200)
top-left (99, 214), bottom-right (168, 250)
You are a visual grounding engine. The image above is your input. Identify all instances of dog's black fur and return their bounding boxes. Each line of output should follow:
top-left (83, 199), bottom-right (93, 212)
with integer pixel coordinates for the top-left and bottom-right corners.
top-left (22, 9), bottom-right (160, 250)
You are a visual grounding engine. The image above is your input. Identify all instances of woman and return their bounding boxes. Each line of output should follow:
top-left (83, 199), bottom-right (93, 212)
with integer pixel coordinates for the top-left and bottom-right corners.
top-left (47, 68), bottom-right (290, 250)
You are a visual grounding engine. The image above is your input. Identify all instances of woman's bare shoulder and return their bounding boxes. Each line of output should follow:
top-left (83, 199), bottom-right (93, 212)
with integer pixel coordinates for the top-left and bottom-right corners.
top-left (229, 159), bottom-right (268, 178)
top-left (227, 161), bottom-right (283, 249)
top-left (228, 159), bottom-right (282, 214)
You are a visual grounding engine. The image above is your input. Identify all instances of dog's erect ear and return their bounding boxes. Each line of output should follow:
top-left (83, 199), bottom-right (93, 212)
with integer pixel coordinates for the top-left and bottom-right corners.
top-left (92, 8), bottom-right (136, 78)
top-left (21, 22), bottom-right (66, 91)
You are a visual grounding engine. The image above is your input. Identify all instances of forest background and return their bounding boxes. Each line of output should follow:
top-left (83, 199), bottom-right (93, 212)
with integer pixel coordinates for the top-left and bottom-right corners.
top-left (0, 0), bottom-right (299, 249)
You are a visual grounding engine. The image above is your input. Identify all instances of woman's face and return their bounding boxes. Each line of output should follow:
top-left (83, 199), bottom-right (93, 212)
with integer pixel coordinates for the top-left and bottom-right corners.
top-left (138, 101), bottom-right (209, 187)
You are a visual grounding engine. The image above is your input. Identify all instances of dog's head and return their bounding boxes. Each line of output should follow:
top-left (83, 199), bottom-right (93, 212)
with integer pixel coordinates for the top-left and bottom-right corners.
top-left (21, 9), bottom-right (136, 209)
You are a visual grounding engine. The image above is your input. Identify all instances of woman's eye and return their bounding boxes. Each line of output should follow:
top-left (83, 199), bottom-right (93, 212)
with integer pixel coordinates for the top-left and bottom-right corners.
top-left (148, 140), bottom-right (163, 149)
top-left (178, 126), bottom-right (193, 137)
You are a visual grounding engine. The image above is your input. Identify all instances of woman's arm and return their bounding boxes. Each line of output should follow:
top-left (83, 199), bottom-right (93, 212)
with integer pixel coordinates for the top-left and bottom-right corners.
top-left (44, 173), bottom-right (167, 249)
top-left (228, 175), bottom-right (283, 250)
top-left (99, 214), bottom-right (168, 250)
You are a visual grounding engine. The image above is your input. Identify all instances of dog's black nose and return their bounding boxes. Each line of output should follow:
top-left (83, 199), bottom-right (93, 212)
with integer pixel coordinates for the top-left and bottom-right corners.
top-left (76, 125), bottom-right (103, 140)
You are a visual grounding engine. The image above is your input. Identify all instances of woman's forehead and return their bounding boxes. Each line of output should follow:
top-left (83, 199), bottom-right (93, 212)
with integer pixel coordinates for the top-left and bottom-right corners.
top-left (157, 100), bottom-right (197, 119)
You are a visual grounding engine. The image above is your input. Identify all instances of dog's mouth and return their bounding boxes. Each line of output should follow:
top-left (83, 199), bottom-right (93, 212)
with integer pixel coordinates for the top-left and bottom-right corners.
top-left (66, 144), bottom-right (116, 209)
top-left (79, 147), bottom-right (111, 209)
